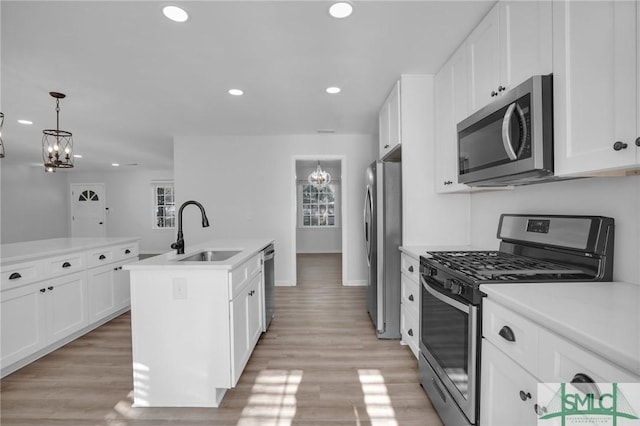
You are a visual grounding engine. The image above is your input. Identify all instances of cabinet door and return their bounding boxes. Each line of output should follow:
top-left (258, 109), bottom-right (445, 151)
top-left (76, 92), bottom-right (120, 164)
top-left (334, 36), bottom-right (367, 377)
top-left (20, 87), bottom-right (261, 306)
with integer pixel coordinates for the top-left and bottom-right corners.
top-left (378, 98), bottom-right (390, 157)
top-left (0, 283), bottom-right (47, 367)
top-left (468, 4), bottom-right (500, 112)
top-left (247, 274), bottom-right (262, 348)
top-left (553, 0), bottom-right (638, 176)
top-left (87, 264), bottom-right (116, 323)
top-left (230, 283), bottom-right (250, 385)
top-left (435, 47), bottom-right (471, 193)
top-left (379, 81), bottom-right (401, 159)
top-left (481, 339), bottom-right (540, 426)
top-left (113, 264), bottom-right (131, 310)
top-left (46, 272), bottom-right (89, 342)
top-left (498, 1), bottom-right (552, 91)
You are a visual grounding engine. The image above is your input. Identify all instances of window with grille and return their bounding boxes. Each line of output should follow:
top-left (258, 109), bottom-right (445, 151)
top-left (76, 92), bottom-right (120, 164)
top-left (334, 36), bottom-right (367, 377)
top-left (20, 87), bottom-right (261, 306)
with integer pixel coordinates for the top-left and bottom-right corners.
top-left (300, 183), bottom-right (338, 227)
top-left (152, 183), bottom-right (175, 229)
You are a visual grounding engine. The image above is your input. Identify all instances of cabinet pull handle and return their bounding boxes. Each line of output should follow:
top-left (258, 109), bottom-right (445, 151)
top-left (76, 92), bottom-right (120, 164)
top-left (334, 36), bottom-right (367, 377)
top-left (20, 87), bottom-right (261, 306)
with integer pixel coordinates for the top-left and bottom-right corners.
top-left (99, 254), bottom-right (106, 260)
top-left (570, 373), bottom-right (601, 399)
top-left (40, 288), bottom-right (46, 293)
top-left (62, 262), bottom-right (71, 268)
top-left (125, 249), bottom-right (131, 254)
top-left (498, 325), bottom-right (516, 342)
top-left (48, 286), bottom-right (54, 291)
top-left (519, 391), bottom-right (532, 401)
top-left (407, 328), bottom-right (413, 337)
top-left (408, 294), bottom-right (414, 302)
top-left (408, 265), bottom-right (414, 273)
top-left (635, 137), bottom-right (640, 147)
top-left (9, 272), bottom-right (22, 280)
top-left (613, 141), bottom-right (628, 151)
top-left (534, 404), bottom-right (547, 416)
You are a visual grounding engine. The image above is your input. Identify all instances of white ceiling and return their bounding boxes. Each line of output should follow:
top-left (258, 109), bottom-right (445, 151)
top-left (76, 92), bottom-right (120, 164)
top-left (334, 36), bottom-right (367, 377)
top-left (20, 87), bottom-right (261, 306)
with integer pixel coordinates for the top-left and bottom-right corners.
top-left (1, 0), bottom-right (494, 172)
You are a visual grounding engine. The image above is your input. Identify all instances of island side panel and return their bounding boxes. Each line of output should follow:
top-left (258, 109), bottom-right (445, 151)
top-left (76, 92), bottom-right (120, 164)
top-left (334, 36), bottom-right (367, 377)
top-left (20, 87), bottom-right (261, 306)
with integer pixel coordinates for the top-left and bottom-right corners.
top-left (130, 269), bottom-right (231, 407)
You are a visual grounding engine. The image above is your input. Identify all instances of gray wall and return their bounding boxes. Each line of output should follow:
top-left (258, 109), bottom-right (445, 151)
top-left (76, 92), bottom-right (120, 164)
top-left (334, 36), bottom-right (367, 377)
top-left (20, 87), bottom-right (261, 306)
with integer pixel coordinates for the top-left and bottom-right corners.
top-left (174, 134), bottom-right (377, 286)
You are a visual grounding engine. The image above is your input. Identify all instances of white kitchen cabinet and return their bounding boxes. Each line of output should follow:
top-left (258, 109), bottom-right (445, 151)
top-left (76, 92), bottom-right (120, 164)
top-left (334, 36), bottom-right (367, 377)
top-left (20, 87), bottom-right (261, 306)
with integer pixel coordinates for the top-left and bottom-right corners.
top-left (553, 0), bottom-right (640, 176)
top-left (481, 340), bottom-right (540, 426)
top-left (113, 265), bottom-right (131, 308)
top-left (87, 263), bottom-right (117, 322)
top-left (435, 47), bottom-right (471, 193)
top-left (399, 252), bottom-right (420, 358)
top-left (468, 1), bottom-right (552, 113)
top-left (0, 271), bottom-right (88, 369)
top-left (379, 81), bottom-right (401, 160)
top-left (231, 272), bottom-right (262, 384)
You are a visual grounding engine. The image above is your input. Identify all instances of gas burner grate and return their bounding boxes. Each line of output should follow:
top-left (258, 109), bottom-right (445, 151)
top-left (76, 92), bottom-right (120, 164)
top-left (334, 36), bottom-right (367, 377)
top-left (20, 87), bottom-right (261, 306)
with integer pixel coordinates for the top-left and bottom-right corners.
top-left (427, 251), bottom-right (585, 281)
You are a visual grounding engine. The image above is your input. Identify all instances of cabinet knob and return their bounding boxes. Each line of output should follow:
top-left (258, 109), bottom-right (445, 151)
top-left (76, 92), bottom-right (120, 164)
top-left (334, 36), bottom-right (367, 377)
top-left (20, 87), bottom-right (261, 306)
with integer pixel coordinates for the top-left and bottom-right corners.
top-left (384, 144), bottom-right (390, 149)
top-left (519, 391), bottom-right (532, 401)
top-left (491, 91), bottom-right (498, 97)
top-left (408, 294), bottom-right (414, 302)
top-left (48, 286), bottom-right (54, 291)
top-left (444, 180), bottom-right (453, 185)
top-left (498, 325), bottom-right (516, 342)
top-left (62, 262), bottom-right (72, 268)
top-left (613, 141), bottom-right (628, 151)
top-left (408, 265), bottom-right (414, 273)
top-left (534, 404), bottom-right (547, 416)
top-left (9, 272), bottom-right (22, 280)
top-left (635, 137), bottom-right (640, 147)
top-left (498, 85), bottom-right (506, 92)
top-left (40, 288), bottom-right (46, 293)
top-left (407, 328), bottom-right (413, 337)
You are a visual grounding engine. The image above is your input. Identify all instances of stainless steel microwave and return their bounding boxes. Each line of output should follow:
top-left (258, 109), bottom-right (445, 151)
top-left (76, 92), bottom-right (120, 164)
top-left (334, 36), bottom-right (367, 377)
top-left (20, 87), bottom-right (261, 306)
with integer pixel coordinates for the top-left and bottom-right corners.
top-left (457, 74), bottom-right (554, 186)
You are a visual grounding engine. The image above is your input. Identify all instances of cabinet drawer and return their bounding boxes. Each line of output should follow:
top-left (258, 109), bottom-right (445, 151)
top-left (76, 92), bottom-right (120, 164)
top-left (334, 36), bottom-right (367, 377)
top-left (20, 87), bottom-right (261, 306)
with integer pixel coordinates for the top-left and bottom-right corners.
top-left (87, 248), bottom-right (115, 267)
top-left (401, 273), bottom-right (419, 315)
top-left (1, 260), bottom-right (42, 290)
top-left (44, 252), bottom-right (86, 278)
top-left (401, 306), bottom-right (419, 359)
top-left (230, 254), bottom-right (261, 299)
top-left (400, 253), bottom-right (419, 282)
top-left (483, 298), bottom-right (539, 375)
top-left (113, 242), bottom-right (139, 262)
top-left (537, 328), bottom-right (640, 384)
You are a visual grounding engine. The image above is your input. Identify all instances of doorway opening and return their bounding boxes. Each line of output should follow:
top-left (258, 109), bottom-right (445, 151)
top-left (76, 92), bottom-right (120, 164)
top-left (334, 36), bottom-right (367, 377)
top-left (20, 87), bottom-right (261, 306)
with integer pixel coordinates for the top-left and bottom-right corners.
top-left (292, 156), bottom-right (347, 286)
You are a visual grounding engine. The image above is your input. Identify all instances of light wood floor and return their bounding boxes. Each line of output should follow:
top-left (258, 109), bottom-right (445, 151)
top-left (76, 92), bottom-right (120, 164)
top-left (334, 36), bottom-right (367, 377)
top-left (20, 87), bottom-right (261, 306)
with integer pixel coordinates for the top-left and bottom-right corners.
top-left (0, 253), bottom-right (442, 425)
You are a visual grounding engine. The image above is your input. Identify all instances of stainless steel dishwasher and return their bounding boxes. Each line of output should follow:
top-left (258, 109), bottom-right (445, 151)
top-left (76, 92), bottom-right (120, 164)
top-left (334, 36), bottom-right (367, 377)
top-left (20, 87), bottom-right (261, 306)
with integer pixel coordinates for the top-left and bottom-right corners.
top-left (263, 244), bottom-right (275, 330)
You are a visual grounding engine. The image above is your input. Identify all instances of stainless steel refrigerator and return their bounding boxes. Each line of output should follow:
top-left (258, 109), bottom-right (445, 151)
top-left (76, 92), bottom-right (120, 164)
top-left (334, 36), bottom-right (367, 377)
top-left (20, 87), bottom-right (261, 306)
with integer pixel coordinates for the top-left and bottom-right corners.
top-left (363, 160), bottom-right (402, 339)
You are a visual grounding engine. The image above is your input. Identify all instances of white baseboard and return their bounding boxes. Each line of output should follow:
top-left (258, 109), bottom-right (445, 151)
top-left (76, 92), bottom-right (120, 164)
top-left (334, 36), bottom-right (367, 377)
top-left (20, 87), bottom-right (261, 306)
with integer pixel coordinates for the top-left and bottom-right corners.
top-left (343, 280), bottom-right (367, 287)
top-left (275, 280), bottom-right (296, 287)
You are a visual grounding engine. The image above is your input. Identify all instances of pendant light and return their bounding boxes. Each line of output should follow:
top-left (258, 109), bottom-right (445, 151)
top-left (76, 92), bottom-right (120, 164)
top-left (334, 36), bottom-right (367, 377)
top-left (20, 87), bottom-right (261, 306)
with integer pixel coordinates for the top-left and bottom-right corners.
top-left (0, 112), bottom-right (5, 158)
top-left (42, 92), bottom-right (74, 170)
top-left (308, 161), bottom-right (331, 187)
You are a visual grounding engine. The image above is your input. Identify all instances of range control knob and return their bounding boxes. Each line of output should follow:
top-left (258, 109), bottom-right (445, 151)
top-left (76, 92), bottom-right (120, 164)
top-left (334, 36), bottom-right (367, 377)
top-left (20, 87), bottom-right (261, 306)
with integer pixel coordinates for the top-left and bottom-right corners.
top-left (450, 280), bottom-right (462, 295)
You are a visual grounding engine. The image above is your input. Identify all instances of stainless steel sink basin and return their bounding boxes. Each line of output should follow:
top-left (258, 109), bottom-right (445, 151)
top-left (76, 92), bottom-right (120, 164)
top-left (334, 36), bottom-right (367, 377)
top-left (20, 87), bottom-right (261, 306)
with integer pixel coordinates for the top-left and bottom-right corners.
top-left (179, 250), bottom-right (241, 262)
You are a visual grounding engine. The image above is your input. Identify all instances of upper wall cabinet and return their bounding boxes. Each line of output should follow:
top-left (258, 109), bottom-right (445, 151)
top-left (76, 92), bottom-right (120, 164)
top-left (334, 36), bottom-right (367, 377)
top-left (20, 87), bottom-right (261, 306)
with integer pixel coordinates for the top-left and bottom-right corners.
top-left (379, 81), bottom-right (402, 160)
top-left (553, 0), bottom-right (640, 176)
top-left (435, 47), bottom-right (472, 193)
top-left (468, 1), bottom-right (552, 113)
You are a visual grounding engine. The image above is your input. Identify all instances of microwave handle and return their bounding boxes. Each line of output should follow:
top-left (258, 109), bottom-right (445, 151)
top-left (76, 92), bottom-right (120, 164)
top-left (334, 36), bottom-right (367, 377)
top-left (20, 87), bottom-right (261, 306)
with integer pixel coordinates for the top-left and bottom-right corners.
top-left (501, 102), bottom-right (527, 161)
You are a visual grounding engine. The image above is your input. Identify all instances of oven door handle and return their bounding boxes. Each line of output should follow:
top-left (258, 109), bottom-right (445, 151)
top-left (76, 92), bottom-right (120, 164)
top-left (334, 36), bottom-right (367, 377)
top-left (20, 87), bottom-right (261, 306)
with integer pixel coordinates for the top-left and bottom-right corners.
top-left (421, 275), bottom-right (469, 313)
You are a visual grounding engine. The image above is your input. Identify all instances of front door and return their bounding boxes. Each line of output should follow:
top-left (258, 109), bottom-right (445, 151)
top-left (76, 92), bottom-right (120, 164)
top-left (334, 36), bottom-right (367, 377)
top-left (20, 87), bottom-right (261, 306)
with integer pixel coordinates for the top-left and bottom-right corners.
top-left (70, 183), bottom-right (106, 237)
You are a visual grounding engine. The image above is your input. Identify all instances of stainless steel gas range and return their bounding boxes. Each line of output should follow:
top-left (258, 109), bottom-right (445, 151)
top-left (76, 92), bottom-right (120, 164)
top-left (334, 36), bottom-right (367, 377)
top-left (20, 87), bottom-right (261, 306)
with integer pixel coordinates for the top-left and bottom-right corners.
top-left (418, 214), bottom-right (615, 426)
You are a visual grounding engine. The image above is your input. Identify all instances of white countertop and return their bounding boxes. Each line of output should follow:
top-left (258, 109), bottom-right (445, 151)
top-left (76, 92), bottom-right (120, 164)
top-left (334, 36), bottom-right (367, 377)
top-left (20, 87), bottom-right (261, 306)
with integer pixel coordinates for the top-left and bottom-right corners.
top-left (480, 281), bottom-right (640, 376)
top-left (123, 238), bottom-right (274, 271)
top-left (1, 237), bottom-right (140, 265)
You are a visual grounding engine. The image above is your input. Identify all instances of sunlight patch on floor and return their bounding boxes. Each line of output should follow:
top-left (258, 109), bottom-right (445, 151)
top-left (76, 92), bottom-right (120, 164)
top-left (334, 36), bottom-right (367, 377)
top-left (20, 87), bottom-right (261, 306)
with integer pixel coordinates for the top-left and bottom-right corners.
top-left (358, 369), bottom-right (398, 426)
top-left (237, 369), bottom-right (303, 426)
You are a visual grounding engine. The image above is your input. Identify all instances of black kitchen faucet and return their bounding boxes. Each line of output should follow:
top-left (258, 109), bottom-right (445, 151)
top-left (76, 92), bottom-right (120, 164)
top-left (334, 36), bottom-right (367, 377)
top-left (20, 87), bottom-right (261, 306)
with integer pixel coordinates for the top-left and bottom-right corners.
top-left (171, 200), bottom-right (210, 254)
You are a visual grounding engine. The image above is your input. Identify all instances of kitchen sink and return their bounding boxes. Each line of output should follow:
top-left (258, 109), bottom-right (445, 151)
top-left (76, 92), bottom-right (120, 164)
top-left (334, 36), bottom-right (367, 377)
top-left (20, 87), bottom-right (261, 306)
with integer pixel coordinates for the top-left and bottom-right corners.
top-left (179, 250), bottom-right (241, 262)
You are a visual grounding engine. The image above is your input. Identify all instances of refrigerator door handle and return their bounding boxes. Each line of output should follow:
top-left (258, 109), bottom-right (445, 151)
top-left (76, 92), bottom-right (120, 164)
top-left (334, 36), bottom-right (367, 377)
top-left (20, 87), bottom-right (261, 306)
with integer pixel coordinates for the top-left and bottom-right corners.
top-left (375, 164), bottom-right (385, 333)
top-left (364, 185), bottom-right (373, 266)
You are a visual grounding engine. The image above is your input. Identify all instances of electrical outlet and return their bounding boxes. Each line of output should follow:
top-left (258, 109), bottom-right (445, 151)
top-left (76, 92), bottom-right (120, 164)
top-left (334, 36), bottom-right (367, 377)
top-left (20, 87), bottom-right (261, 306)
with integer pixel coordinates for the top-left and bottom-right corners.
top-left (172, 278), bottom-right (187, 300)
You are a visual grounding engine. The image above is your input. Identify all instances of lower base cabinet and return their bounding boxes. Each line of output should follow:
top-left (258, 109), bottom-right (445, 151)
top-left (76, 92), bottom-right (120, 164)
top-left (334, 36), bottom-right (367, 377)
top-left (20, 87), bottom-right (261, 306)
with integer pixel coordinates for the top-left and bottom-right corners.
top-left (87, 260), bottom-right (131, 322)
top-left (231, 272), bottom-right (262, 384)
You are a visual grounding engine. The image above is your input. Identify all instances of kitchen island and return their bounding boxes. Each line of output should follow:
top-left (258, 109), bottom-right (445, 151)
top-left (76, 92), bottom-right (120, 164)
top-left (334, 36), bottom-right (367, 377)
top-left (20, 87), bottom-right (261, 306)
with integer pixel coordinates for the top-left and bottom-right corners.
top-left (123, 238), bottom-right (274, 407)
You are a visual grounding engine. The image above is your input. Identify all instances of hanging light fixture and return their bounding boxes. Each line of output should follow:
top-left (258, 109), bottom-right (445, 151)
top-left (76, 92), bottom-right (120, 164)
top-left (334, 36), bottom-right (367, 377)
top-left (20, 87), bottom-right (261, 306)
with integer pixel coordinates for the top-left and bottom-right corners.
top-left (308, 161), bottom-right (331, 187)
top-left (0, 112), bottom-right (5, 158)
top-left (42, 92), bottom-right (74, 170)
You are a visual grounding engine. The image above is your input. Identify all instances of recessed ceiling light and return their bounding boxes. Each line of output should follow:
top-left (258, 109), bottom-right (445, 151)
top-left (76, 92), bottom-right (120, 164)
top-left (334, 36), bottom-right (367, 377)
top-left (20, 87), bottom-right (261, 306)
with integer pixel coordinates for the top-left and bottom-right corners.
top-left (329, 2), bottom-right (353, 19)
top-left (163, 5), bottom-right (189, 23)
top-left (326, 87), bottom-right (341, 94)
top-left (18, 119), bottom-right (33, 125)
top-left (112, 163), bottom-right (120, 167)
top-left (228, 89), bottom-right (244, 96)
top-left (73, 154), bottom-right (83, 158)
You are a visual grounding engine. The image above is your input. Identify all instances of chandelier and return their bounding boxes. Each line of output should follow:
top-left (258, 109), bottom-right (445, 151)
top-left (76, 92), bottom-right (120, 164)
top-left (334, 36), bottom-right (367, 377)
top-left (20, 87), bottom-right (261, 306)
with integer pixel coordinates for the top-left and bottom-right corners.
top-left (42, 92), bottom-right (74, 170)
top-left (308, 161), bottom-right (331, 187)
top-left (0, 112), bottom-right (5, 158)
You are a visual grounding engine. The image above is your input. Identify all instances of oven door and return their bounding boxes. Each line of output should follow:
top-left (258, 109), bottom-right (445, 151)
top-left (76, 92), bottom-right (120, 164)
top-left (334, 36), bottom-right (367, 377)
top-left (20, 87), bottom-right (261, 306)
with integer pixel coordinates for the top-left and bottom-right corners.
top-left (420, 274), bottom-right (479, 424)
